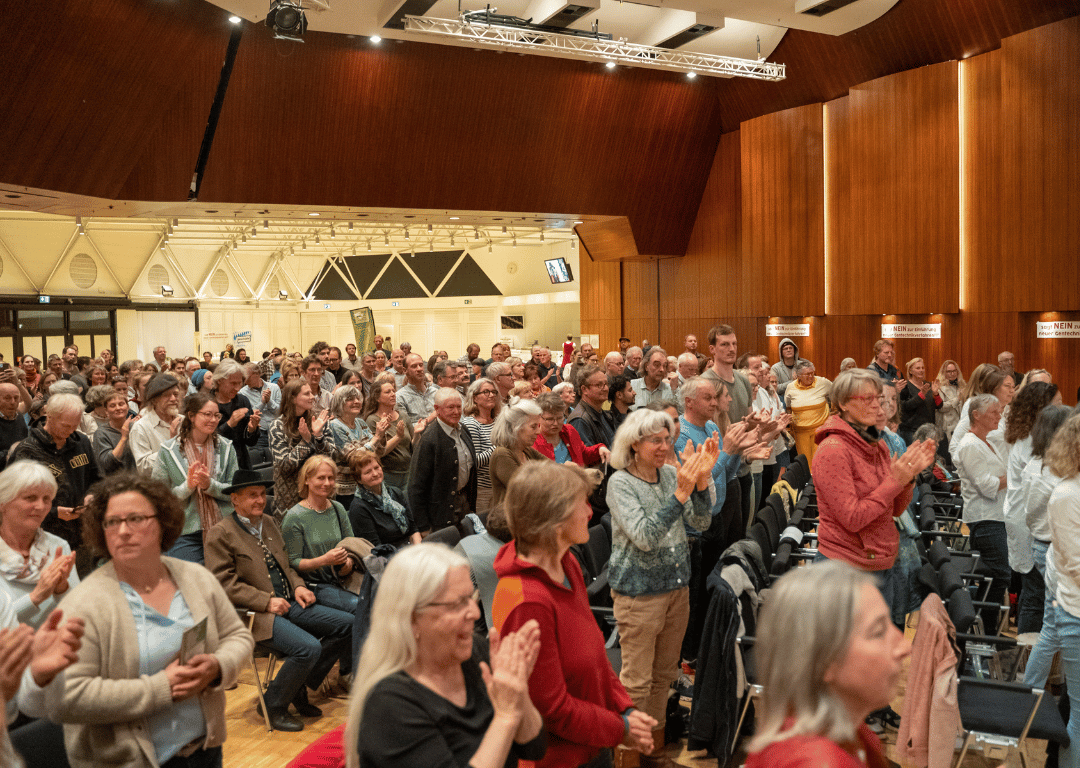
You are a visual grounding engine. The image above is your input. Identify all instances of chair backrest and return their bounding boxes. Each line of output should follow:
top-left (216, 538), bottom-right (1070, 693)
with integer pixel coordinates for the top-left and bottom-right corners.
top-left (748, 522), bottom-right (773, 571)
top-left (918, 494), bottom-right (938, 531)
top-left (426, 525), bottom-right (462, 547)
top-left (947, 587), bottom-right (978, 633)
top-left (927, 539), bottom-right (951, 569)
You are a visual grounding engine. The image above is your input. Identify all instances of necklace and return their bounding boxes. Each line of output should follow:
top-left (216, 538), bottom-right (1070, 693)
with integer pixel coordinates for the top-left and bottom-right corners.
top-left (142, 576), bottom-right (162, 594)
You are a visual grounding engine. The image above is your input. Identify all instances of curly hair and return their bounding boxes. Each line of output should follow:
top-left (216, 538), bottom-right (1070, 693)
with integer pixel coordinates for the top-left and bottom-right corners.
top-left (1045, 414), bottom-right (1080, 480)
top-left (1003, 381), bottom-right (1059, 445)
top-left (82, 472), bottom-right (185, 559)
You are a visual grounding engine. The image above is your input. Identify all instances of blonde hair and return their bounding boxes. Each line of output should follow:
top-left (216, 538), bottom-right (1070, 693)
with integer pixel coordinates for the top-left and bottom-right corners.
top-left (346, 544), bottom-right (468, 768)
top-left (297, 454), bottom-right (337, 498)
top-left (749, 560), bottom-right (875, 753)
top-left (935, 359), bottom-right (965, 390)
top-left (1045, 414), bottom-right (1080, 480)
top-left (504, 461), bottom-right (591, 557)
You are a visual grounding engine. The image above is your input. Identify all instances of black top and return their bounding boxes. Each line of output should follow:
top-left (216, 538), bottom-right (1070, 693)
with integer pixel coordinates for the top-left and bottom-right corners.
top-left (0, 413), bottom-right (28, 471)
top-left (358, 637), bottom-right (546, 768)
top-left (898, 381), bottom-right (942, 441)
top-left (216, 394), bottom-right (260, 470)
top-left (348, 484), bottom-right (416, 549)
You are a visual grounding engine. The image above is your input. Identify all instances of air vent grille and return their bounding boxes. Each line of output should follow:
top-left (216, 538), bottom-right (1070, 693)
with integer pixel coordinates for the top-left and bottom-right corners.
top-left (69, 253), bottom-right (97, 288)
top-left (800, 0), bottom-right (860, 17)
top-left (211, 269), bottom-right (230, 297)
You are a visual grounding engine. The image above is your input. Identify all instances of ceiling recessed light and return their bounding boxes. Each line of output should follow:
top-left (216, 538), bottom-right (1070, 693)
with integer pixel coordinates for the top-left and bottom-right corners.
top-left (605, 61), bottom-right (616, 69)
top-left (228, 15), bottom-right (242, 24)
top-left (449, 216), bottom-right (460, 220)
top-left (370, 35), bottom-right (382, 43)
top-left (686, 71), bottom-right (697, 79)
top-left (308, 212), bottom-right (320, 217)
top-left (573, 220), bottom-right (583, 224)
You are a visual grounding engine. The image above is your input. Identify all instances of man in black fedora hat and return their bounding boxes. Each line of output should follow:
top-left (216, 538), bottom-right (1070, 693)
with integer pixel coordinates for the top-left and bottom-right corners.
top-left (204, 468), bottom-right (352, 732)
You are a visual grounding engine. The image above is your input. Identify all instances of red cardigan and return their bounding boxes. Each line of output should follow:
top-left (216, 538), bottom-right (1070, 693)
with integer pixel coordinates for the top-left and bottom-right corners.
top-left (533, 423), bottom-right (604, 466)
top-left (493, 542), bottom-right (633, 767)
top-left (745, 723), bottom-right (889, 768)
top-left (812, 416), bottom-right (912, 571)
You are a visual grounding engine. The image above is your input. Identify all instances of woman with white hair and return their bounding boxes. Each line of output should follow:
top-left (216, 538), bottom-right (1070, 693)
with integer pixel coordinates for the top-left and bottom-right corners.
top-left (327, 384), bottom-right (386, 509)
top-left (346, 543), bottom-right (546, 768)
top-left (212, 358), bottom-right (261, 471)
top-left (744, 560), bottom-right (910, 767)
top-left (0, 460), bottom-right (79, 628)
top-left (606, 408), bottom-right (719, 764)
top-left (488, 399), bottom-right (547, 508)
top-left (784, 360), bottom-right (832, 464)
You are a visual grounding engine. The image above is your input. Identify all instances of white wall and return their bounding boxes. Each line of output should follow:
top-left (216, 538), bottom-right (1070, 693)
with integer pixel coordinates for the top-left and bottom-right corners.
top-left (116, 309), bottom-right (197, 362)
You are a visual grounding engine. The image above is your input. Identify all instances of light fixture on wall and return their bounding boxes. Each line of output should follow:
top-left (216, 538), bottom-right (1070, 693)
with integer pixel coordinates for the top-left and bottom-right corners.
top-left (265, 0), bottom-right (307, 42)
top-left (278, 289), bottom-right (289, 300)
top-left (263, 219), bottom-right (269, 230)
top-left (330, 226), bottom-right (335, 238)
top-left (427, 223), bottom-right (433, 233)
top-left (314, 234), bottom-right (320, 244)
top-left (404, 228), bottom-right (410, 240)
top-left (161, 285), bottom-right (174, 297)
top-left (384, 233), bottom-right (390, 245)
top-left (76, 216), bottom-right (85, 235)
top-left (348, 222), bottom-right (353, 232)
top-left (367, 239), bottom-right (372, 251)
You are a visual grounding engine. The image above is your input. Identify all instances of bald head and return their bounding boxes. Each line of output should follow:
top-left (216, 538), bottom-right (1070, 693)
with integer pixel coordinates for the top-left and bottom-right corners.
top-left (0, 383), bottom-right (19, 418)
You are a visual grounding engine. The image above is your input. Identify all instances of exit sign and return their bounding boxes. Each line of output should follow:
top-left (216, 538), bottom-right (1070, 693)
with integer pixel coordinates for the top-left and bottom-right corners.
top-left (464, 299), bottom-right (471, 305)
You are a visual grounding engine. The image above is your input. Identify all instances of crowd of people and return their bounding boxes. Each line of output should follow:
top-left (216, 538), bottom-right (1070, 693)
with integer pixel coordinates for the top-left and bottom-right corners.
top-left (1, 327), bottom-right (1078, 768)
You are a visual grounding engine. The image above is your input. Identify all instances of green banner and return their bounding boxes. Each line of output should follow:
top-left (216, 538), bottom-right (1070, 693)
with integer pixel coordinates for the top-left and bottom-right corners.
top-left (350, 307), bottom-right (376, 352)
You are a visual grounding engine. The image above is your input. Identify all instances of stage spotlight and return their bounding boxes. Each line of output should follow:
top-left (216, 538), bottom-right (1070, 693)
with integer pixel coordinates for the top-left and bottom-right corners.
top-left (278, 289), bottom-right (289, 300)
top-left (266, 1), bottom-right (307, 42)
top-left (161, 285), bottom-right (174, 297)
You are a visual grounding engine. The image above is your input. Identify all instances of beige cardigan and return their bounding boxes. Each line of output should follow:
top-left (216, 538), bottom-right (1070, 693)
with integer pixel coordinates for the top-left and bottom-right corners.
top-left (57, 557), bottom-right (254, 768)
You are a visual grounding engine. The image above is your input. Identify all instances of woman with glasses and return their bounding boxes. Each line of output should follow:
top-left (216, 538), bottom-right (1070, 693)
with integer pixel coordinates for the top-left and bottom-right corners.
top-left (327, 385), bottom-right (387, 510)
top-left (782, 360), bottom-right (832, 464)
top-left (362, 379), bottom-right (413, 496)
top-left (56, 472), bottom-right (252, 768)
top-left (494, 461), bottom-right (655, 767)
top-left (345, 543), bottom-right (545, 768)
top-left (461, 379), bottom-right (502, 514)
top-left (532, 392), bottom-right (610, 469)
top-left (152, 393), bottom-right (239, 565)
top-left (486, 362), bottom-right (515, 404)
top-left (606, 408), bottom-right (719, 764)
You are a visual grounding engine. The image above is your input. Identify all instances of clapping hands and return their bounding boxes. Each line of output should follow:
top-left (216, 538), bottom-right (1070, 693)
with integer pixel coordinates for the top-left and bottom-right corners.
top-left (481, 620), bottom-right (540, 723)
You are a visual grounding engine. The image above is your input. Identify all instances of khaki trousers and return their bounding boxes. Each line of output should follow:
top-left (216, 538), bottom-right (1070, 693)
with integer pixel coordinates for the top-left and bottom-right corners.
top-left (612, 587), bottom-right (690, 729)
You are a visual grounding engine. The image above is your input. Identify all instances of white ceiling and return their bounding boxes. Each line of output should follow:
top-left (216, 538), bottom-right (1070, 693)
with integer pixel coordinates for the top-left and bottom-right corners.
top-left (209, 0), bottom-right (901, 70)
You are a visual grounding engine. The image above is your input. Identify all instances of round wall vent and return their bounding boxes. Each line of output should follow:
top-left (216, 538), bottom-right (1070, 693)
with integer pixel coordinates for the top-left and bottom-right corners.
top-left (211, 269), bottom-right (230, 297)
top-left (69, 253), bottom-right (97, 288)
top-left (267, 276), bottom-right (279, 297)
top-left (147, 264), bottom-right (170, 293)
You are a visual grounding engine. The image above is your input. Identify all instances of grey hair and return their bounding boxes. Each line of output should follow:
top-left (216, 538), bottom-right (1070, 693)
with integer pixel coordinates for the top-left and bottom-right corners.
top-left (830, 368), bottom-right (881, 410)
top-left (485, 362), bottom-right (510, 380)
top-left (609, 408), bottom-right (676, 470)
top-left (215, 358), bottom-right (243, 381)
top-left (626, 346), bottom-right (643, 358)
top-left (345, 544), bottom-right (469, 768)
top-left (0, 459), bottom-right (59, 513)
top-left (969, 393), bottom-right (1000, 418)
top-left (330, 385), bottom-right (364, 419)
top-left (46, 392), bottom-right (84, 419)
top-left (794, 360), bottom-right (816, 375)
top-left (678, 352), bottom-right (697, 365)
top-left (433, 387), bottom-right (463, 407)
top-left (551, 381), bottom-right (574, 396)
top-left (913, 423), bottom-right (942, 443)
top-left (749, 560), bottom-right (876, 752)
top-left (680, 376), bottom-right (716, 403)
top-left (839, 357), bottom-right (857, 371)
top-left (643, 346), bottom-right (667, 366)
top-left (604, 351), bottom-right (623, 366)
top-left (490, 398), bottom-right (542, 448)
top-left (241, 362), bottom-right (259, 378)
top-left (85, 384), bottom-right (116, 409)
top-left (49, 380), bottom-right (81, 396)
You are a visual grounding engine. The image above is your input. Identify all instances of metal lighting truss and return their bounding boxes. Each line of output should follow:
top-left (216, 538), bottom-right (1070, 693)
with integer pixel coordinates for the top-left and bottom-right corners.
top-left (402, 14), bottom-right (786, 81)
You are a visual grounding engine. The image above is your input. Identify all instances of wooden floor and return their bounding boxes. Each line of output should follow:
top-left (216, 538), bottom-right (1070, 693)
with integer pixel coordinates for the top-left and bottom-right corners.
top-left (222, 617), bottom-right (1052, 768)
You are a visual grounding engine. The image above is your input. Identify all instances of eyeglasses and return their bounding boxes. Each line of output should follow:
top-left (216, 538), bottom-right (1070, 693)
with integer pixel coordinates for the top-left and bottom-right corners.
top-left (197, 410), bottom-right (222, 420)
top-left (849, 394), bottom-right (885, 406)
top-left (421, 589), bottom-right (480, 615)
top-left (103, 513), bottom-right (157, 531)
top-left (477, 389), bottom-right (497, 396)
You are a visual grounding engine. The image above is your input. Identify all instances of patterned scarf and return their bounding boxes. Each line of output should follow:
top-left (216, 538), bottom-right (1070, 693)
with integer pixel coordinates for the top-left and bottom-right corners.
top-left (183, 437), bottom-right (222, 543)
top-left (365, 485), bottom-right (409, 534)
top-left (0, 529), bottom-right (53, 584)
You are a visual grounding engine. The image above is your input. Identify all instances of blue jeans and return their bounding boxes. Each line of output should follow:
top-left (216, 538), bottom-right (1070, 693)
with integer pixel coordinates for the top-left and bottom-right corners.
top-left (1024, 540), bottom-right (1059, 687)
top-left (263, 601), bottom-right (353, 709)
top-left (311, 583), bottom-right (360, 671)
top-left (1019, 563), bottom-right (1046, 634)
top-left (968, 521), bottom-right (1011, 631)
top-left (166, 532), bottom-right (205, 565)
top-left (1054, 603), bottom-right (1080, 768)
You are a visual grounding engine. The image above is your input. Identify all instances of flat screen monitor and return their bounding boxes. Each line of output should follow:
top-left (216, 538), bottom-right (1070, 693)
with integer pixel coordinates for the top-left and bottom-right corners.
top-left (544, 257), bottom-right (574, 284)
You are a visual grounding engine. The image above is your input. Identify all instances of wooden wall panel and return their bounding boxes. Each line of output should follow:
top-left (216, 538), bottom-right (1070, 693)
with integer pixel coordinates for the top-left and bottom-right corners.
top-left (988, 16), bottom-right (1080, 311)
top-left (741, 104), bottom-right (825, 317)
top-left (827, 62), bottom-right (960, 315)
top-left (621, 261), bottom-right (659, 348)
top-left (765, 317), bottom-right (826, 375)
top-left (578, 245), bottom-right (621, 355)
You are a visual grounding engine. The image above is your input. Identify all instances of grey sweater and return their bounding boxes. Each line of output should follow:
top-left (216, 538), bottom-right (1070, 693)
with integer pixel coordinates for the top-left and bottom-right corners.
top-left (606, 466), bottom-right (712, 596)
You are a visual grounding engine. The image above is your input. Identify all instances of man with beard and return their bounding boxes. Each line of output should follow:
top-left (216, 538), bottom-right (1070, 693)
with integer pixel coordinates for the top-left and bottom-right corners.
top-left (127, 373), bottom-right (182, 473)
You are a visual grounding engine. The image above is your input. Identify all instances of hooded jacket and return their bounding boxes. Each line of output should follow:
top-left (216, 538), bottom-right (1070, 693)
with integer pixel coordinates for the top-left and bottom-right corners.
top-left (769, 338), bottom-right (808, 391)
top-left (812, 415), bottom-right (912, 571)
top-left (492, 541), bottom-right (633, 767)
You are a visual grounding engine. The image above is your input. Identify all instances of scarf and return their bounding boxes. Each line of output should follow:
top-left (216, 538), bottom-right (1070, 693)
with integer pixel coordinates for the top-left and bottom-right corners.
top-left (365, 485), bottom-right (410, 534)
top-left (183, 436), bottom-right (222, 543)
top-left (0, 528), bottom-right (53, 584)
top-left (845, 419), bottom-right (882, 446)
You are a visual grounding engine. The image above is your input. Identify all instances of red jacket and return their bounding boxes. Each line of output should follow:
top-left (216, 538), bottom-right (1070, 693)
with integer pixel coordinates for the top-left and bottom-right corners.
top-left (745, 722), bottom-right (889, 768)
top-left (812, 416), bottom-right (912, 571)
top-left (492, 541), bottom-right (633, 767)
top-left (533, 423), bottom-right (604, 467)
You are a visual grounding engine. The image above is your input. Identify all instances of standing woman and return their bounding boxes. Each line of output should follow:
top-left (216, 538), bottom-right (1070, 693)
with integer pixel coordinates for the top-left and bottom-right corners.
top-left (282, 455), bottom-right (358, 621)
top-left (153, 393), bottom-right (239, 564)
top-left (56, 472), bottom-right (253, 768)
top-left (373, 351), bottom-right (388, 375)
top-left (270, 379), bottom-right (330, 521)
top-left (488, 399), bottom-right (547, 508)
top-left (1003, 382), bottom-right (1062, 634)
top-left (812, 370), bottom-right (934, 626)
top-left (493, 461), bottom-right (655, 767)
top-left (950, 364), bottom-right (1015, 464)
top-left (954, 394), bottom-right (1010, 631)
top-left (279, 359), bottom-right (302, 387)
top-left (327, 385), bottom-right (386, 510)
top-left (783, 360), bottom-right (832, 465)
top-left (0, 460), bottom-right (78, 628)
top-left (606, 408), bottom-right (719, 763)
top-left (362, 379), bottom-right (414, 496)
top-left (935, 360), bottom-right (966, 441)
top-left (897, 357), bottom-right (942, 445)
top-left (1044, 415), bottom-right (1080, 767)
top-left (211, 359), bottom-right (260, 472)
top-left (532, 393), bottom-right (610, 469)
top-left (92, 388), bottom-right (138, 473)
top-left (460, 379), bottom-right (502, 514)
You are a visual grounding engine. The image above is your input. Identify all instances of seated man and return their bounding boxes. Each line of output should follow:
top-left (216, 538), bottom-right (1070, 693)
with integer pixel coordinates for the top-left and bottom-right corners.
top-left (205, 468), bottom-right (352, 732)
